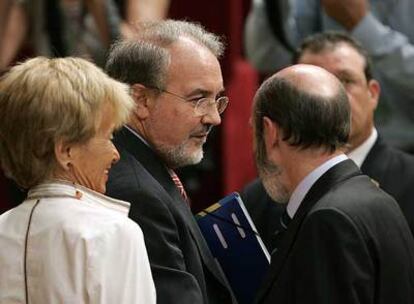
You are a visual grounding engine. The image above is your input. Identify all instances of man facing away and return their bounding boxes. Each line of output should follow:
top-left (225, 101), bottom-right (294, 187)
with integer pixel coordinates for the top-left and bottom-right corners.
top-left (242, 32), bottom-right (414, 252)
top-left (245, 0), bottom-right (414, 151)
top-left (105, 20), bottom-right (236, 304)
top-left (252, 64), bottom-right (414, 303)
top-left (296, 32), bottom-right (414, 234)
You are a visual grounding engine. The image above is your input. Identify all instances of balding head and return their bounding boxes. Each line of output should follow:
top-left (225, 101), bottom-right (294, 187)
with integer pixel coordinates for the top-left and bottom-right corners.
top-left (253, 63), bottom-right (350, 157)
top-left (275, 64), bottom-right (343, 99)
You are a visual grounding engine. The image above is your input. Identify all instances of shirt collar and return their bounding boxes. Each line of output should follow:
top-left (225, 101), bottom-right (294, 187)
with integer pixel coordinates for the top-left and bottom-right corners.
top-left (124, 124), bottom-right (151, 147)
top-left (27, 180), bottom-right (131, 216)
top-left (347, 128), bottom-right (378, 168)
top-left (124, 125), bottom-right (173, 173)
top-left (286, 154), bottom-right (348, 218)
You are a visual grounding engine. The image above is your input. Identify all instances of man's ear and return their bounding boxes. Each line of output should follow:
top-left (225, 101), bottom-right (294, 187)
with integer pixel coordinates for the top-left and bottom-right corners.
top-left (367, 79), bottom-right (380, 111)
top-left (263, 116), bottom-right (279, 157)
top-left (54, 139), bottom-right (72, 171)
top-left (130, 83), bottom-right (153, 119)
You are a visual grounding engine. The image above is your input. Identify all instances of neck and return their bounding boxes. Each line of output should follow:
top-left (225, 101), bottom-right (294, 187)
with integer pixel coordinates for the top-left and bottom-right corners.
top-left (283, 148), bottom-right (344, 194)
top-left (127, 116), bottom-right (146, 138)
top-left (125, 119), bottom-right (153, 145)
top-left (347, 127), bottom-right (374, 153)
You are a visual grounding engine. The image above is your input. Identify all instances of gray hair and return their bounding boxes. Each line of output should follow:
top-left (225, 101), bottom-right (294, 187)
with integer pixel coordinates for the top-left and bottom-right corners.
top-left (105, 19), bottom-right (224, 90)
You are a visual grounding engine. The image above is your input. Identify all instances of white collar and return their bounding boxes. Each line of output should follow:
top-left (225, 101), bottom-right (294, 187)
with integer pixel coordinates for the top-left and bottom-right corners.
top-left (27, 180), bottom-right (131, 216)
top-left (286, 154), bottom-right (348, 218)
top-left (347, 128), bottom-right (378, 168)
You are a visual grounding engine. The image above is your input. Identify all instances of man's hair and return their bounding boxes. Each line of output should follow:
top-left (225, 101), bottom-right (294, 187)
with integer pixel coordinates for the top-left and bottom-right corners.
top-left (293, 31), bottom-right (373, 81)
top-left (253, 75), bottom-right (350, 157)
top-left (105, 19), bottom-right (225, 90)
top-left (0, 57), bottom-right (134, 189)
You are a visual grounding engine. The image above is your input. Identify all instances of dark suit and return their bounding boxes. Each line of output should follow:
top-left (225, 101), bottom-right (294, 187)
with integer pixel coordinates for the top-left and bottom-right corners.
top-left (106, 127), bottom-right (236, 304)
top-left (0, 171), bottom-right (27, 214)
top-left (243, 137), bottom-right (414, 253)
top-left (255, 159), bottom-right (414, 304)
top-left (362, 137), bottom-right (414, 234)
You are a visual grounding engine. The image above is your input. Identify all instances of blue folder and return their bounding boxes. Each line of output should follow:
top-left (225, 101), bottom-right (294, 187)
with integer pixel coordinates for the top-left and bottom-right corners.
top-left (196, 192), bottom-right (270, 304)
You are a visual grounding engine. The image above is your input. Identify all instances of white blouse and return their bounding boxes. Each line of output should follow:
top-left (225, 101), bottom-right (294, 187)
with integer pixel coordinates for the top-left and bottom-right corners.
top-left (0, 180), bottom-right (156, 304)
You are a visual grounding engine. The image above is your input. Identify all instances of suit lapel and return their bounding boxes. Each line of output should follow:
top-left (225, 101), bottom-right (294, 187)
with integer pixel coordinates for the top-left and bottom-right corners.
top-left (113, 127), bottom-right (230, 287)
top-left (361, 137), bottom-right (390, 186)
top-left (256, 159), bottom-right (362, 302)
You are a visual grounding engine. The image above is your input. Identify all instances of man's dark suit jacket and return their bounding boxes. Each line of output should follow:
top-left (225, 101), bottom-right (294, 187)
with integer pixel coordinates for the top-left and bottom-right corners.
top-left (361, 137), bottom-right (414, 234)
top-left (242, 137), bottom-right (414, 253)
top-left (255, 159), bottom-right (414, 304)
top-left (106, 127), bottom-right (236, 304)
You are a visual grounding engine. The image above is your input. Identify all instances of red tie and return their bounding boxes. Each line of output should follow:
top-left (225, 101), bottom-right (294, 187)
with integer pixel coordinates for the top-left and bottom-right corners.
top-left (169, 170), bottom-right (190, 205)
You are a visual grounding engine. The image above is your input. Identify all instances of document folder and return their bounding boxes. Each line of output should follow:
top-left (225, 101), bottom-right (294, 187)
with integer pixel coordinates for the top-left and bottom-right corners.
top-left (196, 192), bottom-right (270, 304)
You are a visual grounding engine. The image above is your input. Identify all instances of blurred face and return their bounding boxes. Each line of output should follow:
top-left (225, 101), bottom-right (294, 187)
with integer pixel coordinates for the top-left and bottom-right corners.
top-left (298, 43), bottom-right (379, 150)
top-left (143, 37), bottom-right (224, 168)
top-left (68, 104), bottom-right (120, 193)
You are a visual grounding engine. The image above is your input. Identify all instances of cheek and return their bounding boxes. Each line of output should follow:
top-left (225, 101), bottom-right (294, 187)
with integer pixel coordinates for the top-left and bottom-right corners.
top-left (347, 92), bottom-right (363, 118)
top-left (89, 143), bottom-right (113, 171)
top-left (346, 90), bottom-right (356, 106)
top-left (102, 144), bottom-right (117, 164)
top-left (150, 109), bottom-right (200, 144)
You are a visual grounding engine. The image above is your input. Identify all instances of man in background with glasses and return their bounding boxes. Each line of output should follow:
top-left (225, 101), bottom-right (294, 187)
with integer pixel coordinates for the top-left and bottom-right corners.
top-left (105, 20), bottom-right (236, 304)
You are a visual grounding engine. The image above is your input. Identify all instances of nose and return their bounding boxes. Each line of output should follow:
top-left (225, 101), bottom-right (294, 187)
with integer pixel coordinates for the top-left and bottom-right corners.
top-left (112, 145), bottom-right (120, 165)
top-left (201, 106), bottom-right (221, 126)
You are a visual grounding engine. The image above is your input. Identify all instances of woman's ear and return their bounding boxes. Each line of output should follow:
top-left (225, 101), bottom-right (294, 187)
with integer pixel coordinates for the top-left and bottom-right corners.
top-left (130, 83), bottom-right (153, 119)
top-left (54, 139), bottom-right (72, 171)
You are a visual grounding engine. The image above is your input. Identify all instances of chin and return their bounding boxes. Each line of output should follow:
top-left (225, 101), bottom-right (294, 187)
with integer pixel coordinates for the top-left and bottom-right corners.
top-left (188, 146), bottom-right (204, 163)
top-left (158, 141), bottom-right (204, 168)
top-left (94, 183), bottom-right (106, 194)
top-left (174, 148), bottom-right (204, 168)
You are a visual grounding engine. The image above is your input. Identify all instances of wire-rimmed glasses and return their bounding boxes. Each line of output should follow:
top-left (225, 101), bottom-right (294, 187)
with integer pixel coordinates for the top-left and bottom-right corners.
top-left (154, 88), bottom-right (229, 116)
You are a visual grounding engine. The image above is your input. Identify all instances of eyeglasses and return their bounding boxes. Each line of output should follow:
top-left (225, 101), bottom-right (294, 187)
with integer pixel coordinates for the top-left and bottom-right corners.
top-left (155, 88), bottom-right (229, 117)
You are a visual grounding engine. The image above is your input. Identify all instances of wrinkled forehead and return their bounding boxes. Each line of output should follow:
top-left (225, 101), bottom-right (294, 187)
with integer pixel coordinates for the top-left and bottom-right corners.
top-left (298, 43), bottom-right (367, 74)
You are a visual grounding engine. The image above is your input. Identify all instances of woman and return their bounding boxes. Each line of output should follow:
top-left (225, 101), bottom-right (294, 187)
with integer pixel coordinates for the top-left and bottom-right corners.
top-left (0, 57), bottom-right (156, 303)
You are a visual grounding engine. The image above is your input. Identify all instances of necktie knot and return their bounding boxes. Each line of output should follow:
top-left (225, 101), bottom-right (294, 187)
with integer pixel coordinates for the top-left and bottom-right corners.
top-left (280, 210), bottom-right (291, 229)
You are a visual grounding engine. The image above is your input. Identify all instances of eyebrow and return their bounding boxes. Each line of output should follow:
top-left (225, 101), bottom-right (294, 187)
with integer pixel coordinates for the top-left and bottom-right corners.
top-left (335, 70), bottom-right (357, 78)
top-left (187, 88), bottom-right (226, 98)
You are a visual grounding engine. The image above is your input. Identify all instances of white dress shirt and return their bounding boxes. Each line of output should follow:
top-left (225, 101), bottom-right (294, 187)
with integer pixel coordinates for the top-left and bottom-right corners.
top-left (287, 154), bottom-right (348, 218)
top-left (0, 180), bottom-right (156, 304)
top-left (347, 128), bottom-right (378, 168)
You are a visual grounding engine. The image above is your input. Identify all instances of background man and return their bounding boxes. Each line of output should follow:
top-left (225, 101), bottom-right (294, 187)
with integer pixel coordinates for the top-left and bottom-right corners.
top-left (245, 0), bottom-right (414, 151)
top-left (105, 20), bottom-right (236, 304)
top-left (242, 32), bottom-right (414, 252)
top-left (252, 64), bottom-right (414, 304)
top-left (296, 32), bottom-right (414, 234)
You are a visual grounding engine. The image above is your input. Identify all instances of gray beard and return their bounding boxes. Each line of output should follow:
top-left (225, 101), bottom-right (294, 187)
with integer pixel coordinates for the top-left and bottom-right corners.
top-left (257, 156), bottom-right (289, 204)
top-left (155, 141), bottom-right (204, 169)
top-left (261, 170), bottom-right (290, 204)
